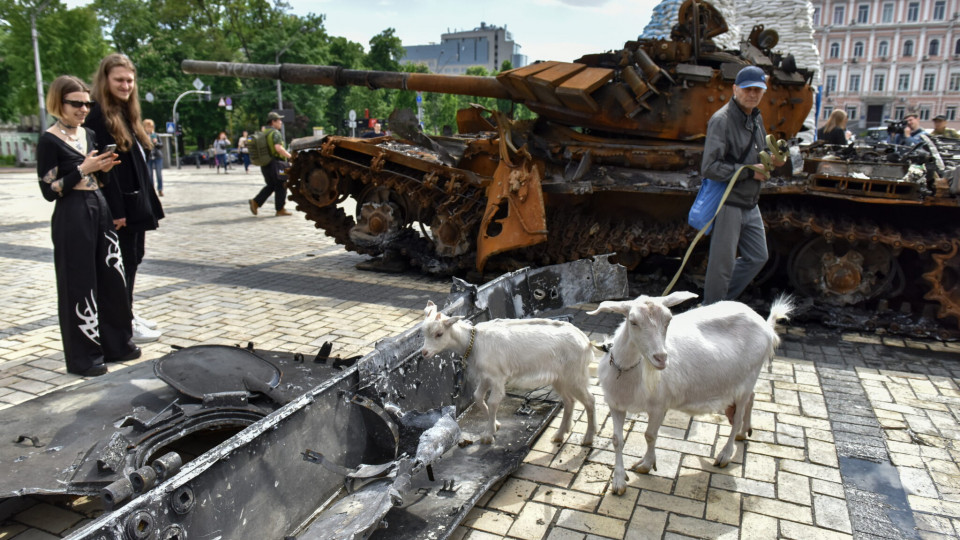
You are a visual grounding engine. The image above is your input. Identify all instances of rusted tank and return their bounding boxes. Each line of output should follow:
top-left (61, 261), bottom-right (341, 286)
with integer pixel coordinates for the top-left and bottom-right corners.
top-left (182, 0), bottom-right (960, 333)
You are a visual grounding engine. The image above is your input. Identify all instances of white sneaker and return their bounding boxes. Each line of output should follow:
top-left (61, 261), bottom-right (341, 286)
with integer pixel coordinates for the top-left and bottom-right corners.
top-left (134, 312), bottom-right (158, 330)
top-left (132, 320), bottom-right (162, 343)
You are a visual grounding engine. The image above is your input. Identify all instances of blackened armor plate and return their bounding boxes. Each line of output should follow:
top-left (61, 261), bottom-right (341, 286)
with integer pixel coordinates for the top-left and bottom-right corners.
top-left (153, 345), bottom-right (281, 399)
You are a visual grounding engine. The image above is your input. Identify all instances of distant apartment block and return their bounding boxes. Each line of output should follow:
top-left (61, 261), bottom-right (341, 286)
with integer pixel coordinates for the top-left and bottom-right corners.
top-left (401, 22), bottom-right (528, 74)
top-left (812, 0), bottom-right (959, 129)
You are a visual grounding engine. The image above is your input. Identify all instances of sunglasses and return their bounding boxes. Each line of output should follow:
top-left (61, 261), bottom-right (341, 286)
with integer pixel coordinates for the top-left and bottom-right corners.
top-left (62, 99), bottom-right (96, 109)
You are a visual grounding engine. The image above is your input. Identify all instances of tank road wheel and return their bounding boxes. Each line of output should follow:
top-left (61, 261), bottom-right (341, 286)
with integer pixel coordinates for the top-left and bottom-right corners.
top-left (349, 186), bottom-right (409, 249)
top-left (788, 237), bottom-right (897, 306)
top-left (922, 239), bottom-right (960, 326)
top-left (430, 213), bottom-right (473, 257)
top-left (300, 163), bottom-right (341, 208)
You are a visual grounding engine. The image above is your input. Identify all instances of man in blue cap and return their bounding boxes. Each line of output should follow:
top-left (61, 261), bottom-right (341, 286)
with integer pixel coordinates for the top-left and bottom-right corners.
top-left (700, 65), bottom-right (783, 304)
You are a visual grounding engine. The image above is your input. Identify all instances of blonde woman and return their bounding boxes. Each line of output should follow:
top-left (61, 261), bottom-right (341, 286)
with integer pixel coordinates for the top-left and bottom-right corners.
top-left (37, 75), bottom-right (137, 376)
top-left (85, 53), bottom-right (164, 342)
top-left (817, 110), bottom-right (849, 145)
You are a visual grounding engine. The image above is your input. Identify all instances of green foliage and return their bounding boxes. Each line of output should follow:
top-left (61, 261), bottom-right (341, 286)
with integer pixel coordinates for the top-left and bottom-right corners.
top-left (0, 0), bottom-right (110, 122)
top-left (0, 1), bottom-right (540, 142)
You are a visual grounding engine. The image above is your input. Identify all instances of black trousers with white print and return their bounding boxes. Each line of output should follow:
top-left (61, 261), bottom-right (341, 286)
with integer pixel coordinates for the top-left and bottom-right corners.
top-left (52, 190), bottom-right (136, 374)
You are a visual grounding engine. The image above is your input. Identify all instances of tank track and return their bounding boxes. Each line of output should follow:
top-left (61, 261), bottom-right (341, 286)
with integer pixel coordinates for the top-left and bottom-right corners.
top-left (762, 203), bottom-right (960, 326)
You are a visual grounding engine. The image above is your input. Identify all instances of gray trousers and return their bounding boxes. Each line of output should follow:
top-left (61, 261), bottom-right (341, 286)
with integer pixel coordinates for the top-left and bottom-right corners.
top-left (703, 204), bottom-right (768, 305)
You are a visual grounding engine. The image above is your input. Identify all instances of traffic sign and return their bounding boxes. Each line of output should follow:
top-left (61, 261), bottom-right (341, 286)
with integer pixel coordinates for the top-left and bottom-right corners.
top-left (217, 97), bottom-right (226, 107)
top-left (192, 78), bottom-right (204, 90)
top-left (166, 122), bottom-right (176, 134)
top-left (416, 92), bottom-right (422, 104)
top-left (348, 109), bottom-right (356, 121)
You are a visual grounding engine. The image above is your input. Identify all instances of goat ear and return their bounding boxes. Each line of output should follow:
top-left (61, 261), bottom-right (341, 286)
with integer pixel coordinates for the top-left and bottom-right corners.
top-left (586, 301), bottom-right (630, 316)
top-left (443, 315), bottom-right (463, 327)
top-left (660, 291), bottom-right (698, 307)
top-left (424, 301), bottom-right (437, 317)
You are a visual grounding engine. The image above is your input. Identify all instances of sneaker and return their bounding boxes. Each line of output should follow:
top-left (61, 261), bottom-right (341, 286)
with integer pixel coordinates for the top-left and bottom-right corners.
top-left (132, 320), bottom-right (162, 343)
top-left (134, 312), bottom-right (158, 330)
top-left (158, 190), bottom-right (164, 197)
top-left (249, 199), bottom-right (259, 216)
top-left (276, 209), bottom-right (292, 216)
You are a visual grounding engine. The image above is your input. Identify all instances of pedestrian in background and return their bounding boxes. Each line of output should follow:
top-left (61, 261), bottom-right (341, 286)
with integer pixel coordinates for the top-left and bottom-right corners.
top-left (249, 112), bottom-right (293, 217)
top-left (36, 75), bottom-right (138, 377)
top-left (143, 119), bottom-right (164, 196)
top-left (86, 53), bottom-right (164, 343)
top-left (817, 110), bottom-right (850, 145)
top-left (932, 115), bottom-right (960, 139)
top-left (214, 131), bottom-right (230, 173)
top-left (237, 130), bottom-right (251, 173)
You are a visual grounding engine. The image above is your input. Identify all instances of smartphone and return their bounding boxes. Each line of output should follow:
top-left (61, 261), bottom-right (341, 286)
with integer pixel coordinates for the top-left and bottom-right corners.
top-left (103, 144), bottom-right (117, 154)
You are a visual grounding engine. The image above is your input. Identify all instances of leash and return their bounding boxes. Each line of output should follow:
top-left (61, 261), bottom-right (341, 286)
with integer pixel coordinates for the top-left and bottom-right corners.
top-left (663, 135), bottom-right (787, 295)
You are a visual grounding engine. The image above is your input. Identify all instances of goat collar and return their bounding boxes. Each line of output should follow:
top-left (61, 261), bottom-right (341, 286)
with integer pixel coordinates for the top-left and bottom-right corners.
top-left (462, 326), bottom-right (477, 361)
top-left (608, 351), bottom-right (642, 379)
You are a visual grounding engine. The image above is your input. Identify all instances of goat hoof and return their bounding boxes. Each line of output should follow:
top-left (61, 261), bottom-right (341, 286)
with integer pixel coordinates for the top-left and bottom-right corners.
top-left (551, 432), bottom-right (566, 444)
top-left (632, 462), bottom-right (655, 475)
top-left (581, 435), bottom-right (594, 447)
top-left (714, 455), bottom-right (731, 468)
top-left (747, 428), bottom-right (753, 437)
top-left (735, 433), bottom-right (746, 441)
top-left (610, 477), bottom-right (627, 496)
top-left (480, 434), bottom-right (495, 444)
top-left (495, 420), bottom-right (501, 432)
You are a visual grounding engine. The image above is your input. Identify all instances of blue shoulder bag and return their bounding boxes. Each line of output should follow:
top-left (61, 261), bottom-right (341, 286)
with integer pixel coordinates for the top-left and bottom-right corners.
top-left (687, 143), bottom-right (753, 234)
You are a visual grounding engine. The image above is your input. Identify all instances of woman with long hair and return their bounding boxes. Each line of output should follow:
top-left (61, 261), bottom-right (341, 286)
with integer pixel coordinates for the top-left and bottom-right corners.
top-left (213, 131), bottom-right (231, 173)
top-left (37, 75), bottom-right (138, 376)
top-left (86, 53), bottom-right (164, 343)
top-left (818, 110), bottom-right (850, 145)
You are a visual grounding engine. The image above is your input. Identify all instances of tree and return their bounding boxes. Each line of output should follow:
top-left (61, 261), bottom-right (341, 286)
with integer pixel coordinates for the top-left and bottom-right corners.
top-left (0, 0), bottom-right (110, 123)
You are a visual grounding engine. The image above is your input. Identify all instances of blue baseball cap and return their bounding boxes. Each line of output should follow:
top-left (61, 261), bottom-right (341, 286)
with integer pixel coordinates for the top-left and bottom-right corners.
top-left (735, 66), bottom-right (767, 90)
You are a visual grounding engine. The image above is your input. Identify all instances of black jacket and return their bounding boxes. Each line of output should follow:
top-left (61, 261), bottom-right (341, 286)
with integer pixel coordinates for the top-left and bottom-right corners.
top-left (85, 103), bottom-right (164, 231)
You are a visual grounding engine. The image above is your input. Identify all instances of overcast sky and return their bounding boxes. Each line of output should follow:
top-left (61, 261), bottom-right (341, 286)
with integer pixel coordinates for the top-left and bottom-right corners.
top-left (64, 0), bottom-right (662, 64)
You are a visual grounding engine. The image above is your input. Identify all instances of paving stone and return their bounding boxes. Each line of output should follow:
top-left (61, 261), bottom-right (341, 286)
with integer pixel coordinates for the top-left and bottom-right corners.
top-left (508, 502), bottom-right (557, 540)
top-left (705, 488), bottom-right (741, 526)
top-left (624, 506), bottom-right (667, 540)
top-left (665, 514), bottom-right (738, 539)
top-left (812, 493), bottom-right (853, 533)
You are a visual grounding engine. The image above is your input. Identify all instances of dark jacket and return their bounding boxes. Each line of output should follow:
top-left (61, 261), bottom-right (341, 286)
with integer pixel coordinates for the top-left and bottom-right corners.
top-left (36, 129), bottom-right (96, 202)
top-left (85, 104), bottom-right (164, 231)
top-left (701, 98), bottom-right (767, 209)
top-left (817, 126), bottom-right (847, 145)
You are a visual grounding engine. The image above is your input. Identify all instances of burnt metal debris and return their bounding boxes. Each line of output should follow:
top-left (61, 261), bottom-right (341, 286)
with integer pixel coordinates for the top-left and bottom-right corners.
top-left (180, 0), bottom-right (960, 334)
top-left (0, 256), bottom-right (627, 540)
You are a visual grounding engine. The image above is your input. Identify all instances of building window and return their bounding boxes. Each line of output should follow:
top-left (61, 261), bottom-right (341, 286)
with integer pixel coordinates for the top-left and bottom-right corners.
top-left (898, 73), bottom-right (911, 91)
top-left (950, 73), bottom-right (960, 91)
top-left (873, 73), bottom-right (886, 92)
top-left (849, 74), bottom-right (861, 92)
top-left (881, 2), bottom-right (894, 22)
top-left (829, 42), bottom-right (841, 58)
top-left (846, 106), bottom-right (858, 121)
top-left (853, 42), bottom-right (864, 57)
top-left (813, 7), bottom-right (821, 25)
top-left (934, 0), bottom-right (946, 20)
top-left (956, 39), bottom-right (960, 55)
top-left (826, 74), bottom-right (838, 93)
top-left (919, 107), bottom-right (931, 121)
top-left (923, 73), bottom-right (936, 92)
top-left (857, 4), bottom-right (869, 23)
top-left (894, 107), bottom-right (905, 120)
top-left (929, 39), bottom-right (940, 57)
top-left (878, 41), bottom-right (889, 57)
top-left (823, 106), bottom-right (833, 119)
top-left (907, 2), bottom-right (919, 21)
top-left (946, 106), bottom-right (957, 121)
top-left (903, 40), bottom-right (914, 57)
top-left (833, 5), bottom-right (846, 24)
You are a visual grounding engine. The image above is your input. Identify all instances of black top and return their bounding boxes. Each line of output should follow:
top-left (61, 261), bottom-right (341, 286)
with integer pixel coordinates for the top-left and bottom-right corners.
top-left (36, 129), bottom-right (96, 202)
top-left (85, 103), bottom-right (164, 231)
top-left (817, 127), bottom-right (847, 145)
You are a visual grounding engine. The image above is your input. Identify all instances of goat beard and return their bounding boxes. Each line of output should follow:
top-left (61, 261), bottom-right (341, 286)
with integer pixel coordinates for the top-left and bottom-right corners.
top-left (640, 357), bottom-right (661, 395)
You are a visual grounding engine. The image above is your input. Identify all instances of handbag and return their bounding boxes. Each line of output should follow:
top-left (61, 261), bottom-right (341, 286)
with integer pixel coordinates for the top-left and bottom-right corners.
top-left (687, 178), bottom-right (725, 234)
top-left (687, 142), bottom-right (754, 234)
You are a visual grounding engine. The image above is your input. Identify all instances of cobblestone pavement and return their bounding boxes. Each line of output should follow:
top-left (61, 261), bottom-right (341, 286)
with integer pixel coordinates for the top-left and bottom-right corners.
top-left (1, 165), bottom-right (959, 539)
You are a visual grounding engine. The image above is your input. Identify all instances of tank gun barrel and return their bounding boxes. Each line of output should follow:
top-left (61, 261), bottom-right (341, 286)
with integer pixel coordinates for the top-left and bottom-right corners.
top-left (181, 60), bottom-right (514, 100)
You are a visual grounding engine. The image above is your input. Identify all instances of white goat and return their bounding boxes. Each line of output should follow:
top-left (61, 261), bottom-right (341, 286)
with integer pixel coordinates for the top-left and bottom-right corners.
top-left (421, 301), bottom-right (596, 446)
top-left (588, 292), bottom-right (793, 495)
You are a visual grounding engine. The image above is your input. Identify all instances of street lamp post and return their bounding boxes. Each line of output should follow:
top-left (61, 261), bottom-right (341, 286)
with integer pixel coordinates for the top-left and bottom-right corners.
top-left (30, 0), bottom-right (53, 130)
top-left (172, 89), bottom-right (211, 169)
top-left (275, 27), bottom-right (311, 143)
